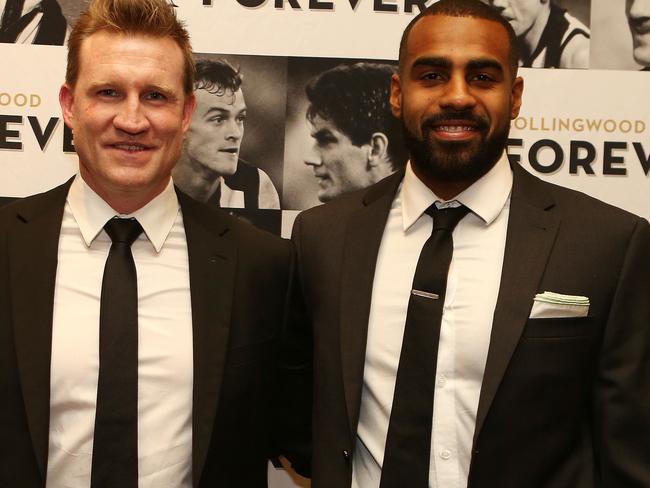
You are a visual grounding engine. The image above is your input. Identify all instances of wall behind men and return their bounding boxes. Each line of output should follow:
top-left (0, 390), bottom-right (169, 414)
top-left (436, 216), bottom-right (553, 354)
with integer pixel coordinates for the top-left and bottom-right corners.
top-left (0, 0), bottom-right (647, 484)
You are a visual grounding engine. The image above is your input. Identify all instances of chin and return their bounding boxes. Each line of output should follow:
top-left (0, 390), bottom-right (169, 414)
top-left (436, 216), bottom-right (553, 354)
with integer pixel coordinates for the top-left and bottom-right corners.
top-left (207, 160), bottom-right (238, 176)
top-left (633, 48), bottom-right (650, 67)
top-left (317, 190), bottom-right (334, 203)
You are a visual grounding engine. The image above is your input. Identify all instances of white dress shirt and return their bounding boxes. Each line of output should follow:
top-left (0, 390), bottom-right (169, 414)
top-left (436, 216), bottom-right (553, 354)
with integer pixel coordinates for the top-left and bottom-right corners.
top-left (352, 154), bottom-right (513, 488)
top-left (46, 175), bottom-right (193, 488)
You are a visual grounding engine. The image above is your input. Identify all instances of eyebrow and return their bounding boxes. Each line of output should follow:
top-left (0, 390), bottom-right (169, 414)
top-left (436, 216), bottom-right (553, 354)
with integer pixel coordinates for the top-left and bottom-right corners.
top-left (466, 58), bottom-right (504, 74)
top-left (203, 106), bottom-right (247, 117)
top-left (311, 128), bottom-right (335, 139)
top-left (411, 56), bottom-right (504, 74)
top-left (412, 57), bottom-right (451, 70)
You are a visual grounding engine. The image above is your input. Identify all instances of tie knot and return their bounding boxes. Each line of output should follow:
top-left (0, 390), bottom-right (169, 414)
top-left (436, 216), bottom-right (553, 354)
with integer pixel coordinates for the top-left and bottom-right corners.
top-left (425, 204), bottom-right (469, 232)
top-left (104, 218), bottom-right (143, 246)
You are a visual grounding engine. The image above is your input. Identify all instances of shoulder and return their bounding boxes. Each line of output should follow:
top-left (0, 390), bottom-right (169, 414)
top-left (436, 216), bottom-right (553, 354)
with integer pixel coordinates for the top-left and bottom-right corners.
top-left (255, 167), bottom-right (281, 209)
top-left (560, 35), bottom-right (589, 68)
top-left (0, 180), bottom-right (71, 229)
top-left (177, 188), bottom-right (290, 259)
top-left (294, 170), bottom-right (402, 233)
top-left (559, 11), bottom-right (590, 68)
top-left (514, 164), bottom-right (647, 237)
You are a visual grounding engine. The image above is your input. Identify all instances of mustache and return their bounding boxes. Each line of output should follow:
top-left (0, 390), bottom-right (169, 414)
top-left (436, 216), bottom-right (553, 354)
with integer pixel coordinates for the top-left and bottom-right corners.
top-left (421, 110), bottom-right (490, 132)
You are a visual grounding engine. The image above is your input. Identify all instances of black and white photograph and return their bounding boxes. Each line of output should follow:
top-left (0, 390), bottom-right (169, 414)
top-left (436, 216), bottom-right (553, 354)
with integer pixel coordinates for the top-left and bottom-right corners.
top-left (282, 57), bottom-right (407, 210)
top-left (172, 52), bottom-right (287, 216)
top-left (0, 0), bottom-right (86, 45)
top-left (483, 0), bottom-right (591, 68)
top-left (626, 0), bottom-right (650, 69)
top-left (591, 0), bottom-right (650, 70)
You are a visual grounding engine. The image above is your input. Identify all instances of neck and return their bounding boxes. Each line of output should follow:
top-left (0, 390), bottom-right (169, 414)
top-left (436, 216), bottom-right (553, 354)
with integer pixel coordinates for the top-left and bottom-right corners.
top-left (172, 153), bottom-right (222, 202)
top-left (521, 5), bottom-right (552, 56)
top-left (413, 168), bottom-right (471, 201)
top-left (369, 158), bottom-right (395, 185)
top-left (81, 173), bottom-right (167, 215)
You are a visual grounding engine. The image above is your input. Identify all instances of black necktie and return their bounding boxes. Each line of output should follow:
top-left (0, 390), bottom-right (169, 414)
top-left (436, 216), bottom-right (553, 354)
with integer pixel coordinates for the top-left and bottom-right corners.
top-left (379, 204), bottom-right (469, 488)
top-left (91, 218), bottom-right (143, 488)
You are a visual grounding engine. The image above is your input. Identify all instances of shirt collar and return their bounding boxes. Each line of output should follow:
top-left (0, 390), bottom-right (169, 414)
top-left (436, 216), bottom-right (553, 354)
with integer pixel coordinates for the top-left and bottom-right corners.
top-left (401, 152), bottom-right (513, 231)
top-left (67, 175), bottom-right (180, 253)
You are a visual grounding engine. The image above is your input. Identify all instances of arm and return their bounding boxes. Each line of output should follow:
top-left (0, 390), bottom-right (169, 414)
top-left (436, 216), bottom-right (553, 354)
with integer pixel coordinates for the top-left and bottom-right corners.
top-left (258, 170), bottom-right (281, 210)
top-left (595, 217), bottom-right (650, 485)
top-left (272, 214), bottom-right (313, 477)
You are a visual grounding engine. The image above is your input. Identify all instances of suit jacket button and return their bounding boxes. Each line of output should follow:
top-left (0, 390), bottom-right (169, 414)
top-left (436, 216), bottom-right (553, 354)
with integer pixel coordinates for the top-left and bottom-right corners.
top-left (342, 449), bottom-right (350, 461)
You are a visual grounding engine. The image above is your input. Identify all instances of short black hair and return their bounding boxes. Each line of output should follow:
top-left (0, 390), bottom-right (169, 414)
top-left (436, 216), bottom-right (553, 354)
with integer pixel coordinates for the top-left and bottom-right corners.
top-left (398, 0), bottom-right (519, 76)
top-left (194, 58), bottom-right (242, 95)
top-left (305, 62), bottom-right (407, 170)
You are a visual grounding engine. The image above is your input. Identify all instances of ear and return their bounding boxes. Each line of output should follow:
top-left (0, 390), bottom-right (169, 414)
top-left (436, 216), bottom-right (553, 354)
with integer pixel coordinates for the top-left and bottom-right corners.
top-left (390, 73), bottom-right (403, 119)
top-left (181, 93), bottom-right (196, 133)
top-left (59, 84), bottom-right (75, 129)
top-left (510, 76), bottom-right (524, 119)
top-left (367, 132), bottom-right (389, 167)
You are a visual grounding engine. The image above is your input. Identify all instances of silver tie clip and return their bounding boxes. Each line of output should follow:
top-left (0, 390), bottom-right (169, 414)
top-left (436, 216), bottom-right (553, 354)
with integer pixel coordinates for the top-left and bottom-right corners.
top-left (411, 289), bottom-right (440, 300)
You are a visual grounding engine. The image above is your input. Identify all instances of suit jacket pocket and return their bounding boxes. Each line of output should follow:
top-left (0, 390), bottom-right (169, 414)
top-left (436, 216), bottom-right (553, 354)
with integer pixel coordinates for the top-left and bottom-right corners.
top-left (226, 338), bottom-right (276, 367)
top-left (522, 316), bottom-right (595, 339)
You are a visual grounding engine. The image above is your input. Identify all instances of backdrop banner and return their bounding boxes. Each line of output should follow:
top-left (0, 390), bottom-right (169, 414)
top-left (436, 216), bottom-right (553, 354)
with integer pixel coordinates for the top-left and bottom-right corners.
top-left (1, 0), bottom-right (648, 486)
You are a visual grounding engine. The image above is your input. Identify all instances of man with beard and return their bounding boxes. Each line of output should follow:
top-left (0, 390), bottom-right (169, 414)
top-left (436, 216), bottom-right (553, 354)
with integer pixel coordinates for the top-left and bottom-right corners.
top-left (626, 0), bottom-right (650, 69)
top-left (288, 0), bottom-right (650, 486)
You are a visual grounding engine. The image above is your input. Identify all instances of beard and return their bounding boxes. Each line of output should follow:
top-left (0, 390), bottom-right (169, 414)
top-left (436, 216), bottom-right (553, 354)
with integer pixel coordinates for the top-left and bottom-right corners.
top-left (402, 109), bottom-right (510, 184)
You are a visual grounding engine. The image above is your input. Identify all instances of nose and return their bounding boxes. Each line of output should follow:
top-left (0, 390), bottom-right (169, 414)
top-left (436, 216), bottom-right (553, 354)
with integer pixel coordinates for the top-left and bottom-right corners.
top-left (303, 141), bottom-right (322, 167)
top-left (438, 75), bottom-right (477, 112)
top-left (489, 0), bottom-right (508, 12)
top-left (224, 118), bottom-right (243, 141)
top-left (628, 0), bottom-right (650, 19)
top-left (113, 96), bottom-right (150, 134)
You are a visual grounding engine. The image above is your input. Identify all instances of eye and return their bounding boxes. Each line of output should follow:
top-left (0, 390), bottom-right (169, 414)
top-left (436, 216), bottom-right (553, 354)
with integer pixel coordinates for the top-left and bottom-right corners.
top-left (208, 115), bottom-right (225, 124)
top-left (470, 73), bottom-right (494, 82)
top-left (97, 88), bottom-right (119, 98)
top-left (419, 71), bottom-right (446, 82)
top-left (236, 113), bottom-right (247, 123)
top-left (315, 134), bottom-right (336, 146)
top-left (145, 91), bottom-right (167, 101)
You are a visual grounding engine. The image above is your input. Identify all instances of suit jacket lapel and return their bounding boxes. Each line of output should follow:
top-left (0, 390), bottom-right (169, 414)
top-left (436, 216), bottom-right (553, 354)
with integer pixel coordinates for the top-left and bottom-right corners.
top-left (176, 191), bottom-right (238, 488)
top-left (339, 171), bottom-right (403, 438)
top-left (473, 165), bottom-right (560, 442)
top-left (9, 180), bottom-right (71, 479)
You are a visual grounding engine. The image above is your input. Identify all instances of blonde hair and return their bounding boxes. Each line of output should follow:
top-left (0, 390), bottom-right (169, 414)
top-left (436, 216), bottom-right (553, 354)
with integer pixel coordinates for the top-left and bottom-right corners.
top-left (66, 0), bottom-right (195, 93)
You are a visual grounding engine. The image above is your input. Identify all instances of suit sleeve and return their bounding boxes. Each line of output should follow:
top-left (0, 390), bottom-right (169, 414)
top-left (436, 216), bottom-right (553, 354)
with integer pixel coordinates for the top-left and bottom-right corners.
top-left (272, 213), bottom-right (313, 477)
top-left (595, 217), bottom-right (650, 486)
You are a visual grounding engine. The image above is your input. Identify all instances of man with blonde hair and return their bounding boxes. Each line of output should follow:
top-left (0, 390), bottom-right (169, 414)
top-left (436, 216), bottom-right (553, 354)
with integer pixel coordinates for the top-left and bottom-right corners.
top-left (0, 0), bottom-right (292, 486)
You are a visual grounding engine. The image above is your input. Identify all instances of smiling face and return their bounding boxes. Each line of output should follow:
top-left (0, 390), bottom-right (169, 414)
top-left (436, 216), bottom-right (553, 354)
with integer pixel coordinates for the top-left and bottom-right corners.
top-left (59, 30), bottom-right (195, 213)
top-left (304, 114), bottom-right (373, 203)
top-left (391, 14), bottom-right (523, 198)
top-left (184, 87), bottom-right (246, 176)
top-left (627, 0), bottom-right (650, 66)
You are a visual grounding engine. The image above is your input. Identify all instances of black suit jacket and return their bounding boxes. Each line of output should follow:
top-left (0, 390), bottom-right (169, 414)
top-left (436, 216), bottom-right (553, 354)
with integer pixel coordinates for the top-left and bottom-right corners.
top-left (290, 163), bottom-right (650, 487)
top-left (0, 180), bottom-right (292, 487)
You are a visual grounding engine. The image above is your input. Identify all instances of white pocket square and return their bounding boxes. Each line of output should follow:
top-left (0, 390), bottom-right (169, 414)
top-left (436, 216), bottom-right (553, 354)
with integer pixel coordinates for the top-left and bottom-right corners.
top-left (529, 291), bottom-right (590, 319)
